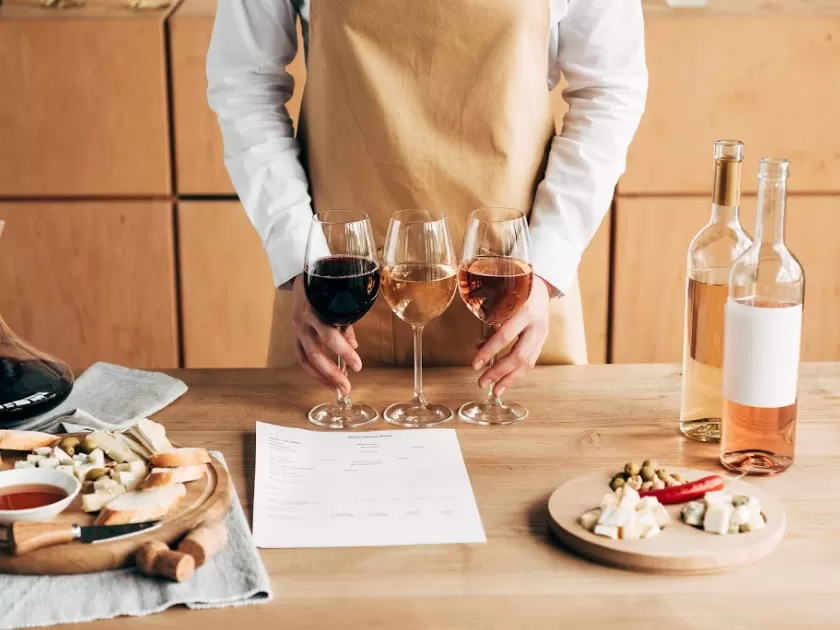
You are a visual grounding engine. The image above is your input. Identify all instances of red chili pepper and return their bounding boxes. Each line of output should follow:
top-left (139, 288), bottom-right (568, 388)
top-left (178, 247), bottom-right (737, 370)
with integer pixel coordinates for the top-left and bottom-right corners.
top-left (638, 475), bottom-right (725, 505)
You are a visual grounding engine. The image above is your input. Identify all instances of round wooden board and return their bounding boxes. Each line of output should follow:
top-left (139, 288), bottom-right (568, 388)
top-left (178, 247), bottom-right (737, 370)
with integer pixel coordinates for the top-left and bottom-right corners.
top-left (547, 468), bottom-right (786, 575)
top-left (0, 440), bottom-right (232, 575)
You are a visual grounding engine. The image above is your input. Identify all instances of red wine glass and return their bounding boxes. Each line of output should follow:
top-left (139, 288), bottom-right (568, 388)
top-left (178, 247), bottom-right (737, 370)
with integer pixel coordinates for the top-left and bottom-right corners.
top-left (304, 210), bottom-right (381, 428)
top-left (457, 208), bottom-right (533, 425)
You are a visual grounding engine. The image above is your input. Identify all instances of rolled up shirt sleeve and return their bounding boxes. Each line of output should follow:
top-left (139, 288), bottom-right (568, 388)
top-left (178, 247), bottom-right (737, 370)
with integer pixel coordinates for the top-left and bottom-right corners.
top-left (530, 0), bottom-right (648, 296)
top-left (206, 0), bottom-right (311, 289)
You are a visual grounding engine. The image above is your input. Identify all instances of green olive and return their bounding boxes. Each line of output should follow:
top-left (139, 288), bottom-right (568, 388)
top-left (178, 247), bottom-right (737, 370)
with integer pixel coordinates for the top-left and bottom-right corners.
top-left (59, 436), bottom-right (80, 454)
top-left (640, 466), bottom-right (656, 482)
top-left (656, 468), bottom-right (669, 480)
top-left (672, 473), bottom-right (684, 482)
top-left (624, 462), bottom-right (641, 477)
top-left (86, 468), bottom-right (109, 481)
top-left (610, 477), bottom-right (626, 491)
top-left (642, 459), bottom-right (658, 470)
top-left (81, 436), bottom-right (97, 454)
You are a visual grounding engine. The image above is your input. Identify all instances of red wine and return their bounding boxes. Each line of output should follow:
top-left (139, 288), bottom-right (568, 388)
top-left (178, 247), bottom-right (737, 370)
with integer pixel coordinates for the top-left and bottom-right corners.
top-left (458, 256), bottom-right (533, 327)
top-left (305, 255), bottom-right (381, 327)
top-left (0, 359), bottom-right (73, 427)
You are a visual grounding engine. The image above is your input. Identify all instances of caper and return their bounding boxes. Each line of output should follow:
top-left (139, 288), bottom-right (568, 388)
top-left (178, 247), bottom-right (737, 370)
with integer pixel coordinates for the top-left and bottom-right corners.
top-left (86, 468), bottom-right (109, 481)
top-left (739, 523), bottom-right (751, 533)
top-left (656, 468), bottom-right (669, 480)
top-left (610, 477), bottom-right (626, 491)
top-left (642, 459), bottom-right (658, 470)
top-left (624, 462), bottom-right (640, 477)
top-left (640, 465), bottom-right (656, 482)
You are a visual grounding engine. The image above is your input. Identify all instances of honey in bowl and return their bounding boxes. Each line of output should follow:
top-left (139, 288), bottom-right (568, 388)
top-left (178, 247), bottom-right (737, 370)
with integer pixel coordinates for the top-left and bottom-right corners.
top-left (0, 484), bottom-right (68, 511)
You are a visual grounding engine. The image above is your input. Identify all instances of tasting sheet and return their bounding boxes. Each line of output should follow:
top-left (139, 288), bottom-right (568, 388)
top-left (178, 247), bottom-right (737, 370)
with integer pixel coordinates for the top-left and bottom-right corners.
top-left (252, 422), bottom-right (487, 548)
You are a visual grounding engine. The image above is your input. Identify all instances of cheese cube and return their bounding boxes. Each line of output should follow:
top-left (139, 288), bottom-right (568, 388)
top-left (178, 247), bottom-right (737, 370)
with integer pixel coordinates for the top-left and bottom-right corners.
top-left (641, 524), bottom-right (662, 539)
top-left (598, 506), bottom-right (620, 527)
top-left (37, 457), bottom-right (60, 469)
top-left (615, 506), bottom-right (637, 528)
top-left (730, 505), bottom-right (751, 528)
top-left (14, 461), bottom-right (35, 469)
top-left (34, 447), bottom-right (53, 457)
top-left (52, 447), bottom-right (72, 463)
top-left (93, 476), bottom-right (119, 491)
top-left (26, 454), bottom-right (45, 463)
top-left (579, 509), bottom-right (601, 532)
top-left (56, 465), bottom-right (76, 476)
top-left (637, 496), bottom-right (660, 511)
top-left (116, 460), bottom-right (148, 476)
top-left (75, 464), bottom-right (96, 482)
top-left (748, 512), bottom-right (766, 531)
top-left (619, 522), bottom-right (641, 540)
top-left (87, 449), bottom-right (106, 469)
top-left (681, 501), bottom-right (706, 527)
top-left (704, 491), bottom-right (732, 507)
top-left (618, 486), bottom-right (640, 509)
top-left (635, 509), bottom-right (657, 529)
top-left (593, 524), bottom-right (619, 540)
top-left (72, 453), bottom-right (88, 463)
top-left (600, 493), bottom-right (620, 509)
top-left (653, 503), bottom-right (671, 528)
top-left (703, 503), bottom-right (733, 535)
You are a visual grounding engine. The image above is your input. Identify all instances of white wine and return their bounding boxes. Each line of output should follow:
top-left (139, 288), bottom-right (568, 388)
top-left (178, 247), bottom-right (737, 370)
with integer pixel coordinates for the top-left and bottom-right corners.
top-left (679, 278), bottom-right (729, 441)
top-left (382, 262), bottom-right (457, 325)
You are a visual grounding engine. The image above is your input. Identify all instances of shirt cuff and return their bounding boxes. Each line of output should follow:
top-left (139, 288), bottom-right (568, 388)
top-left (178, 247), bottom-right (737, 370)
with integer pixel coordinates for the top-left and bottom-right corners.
top-left (267, 221), bottom-right (309, 291)
top-left (529, 228), bottom-right (582, 298)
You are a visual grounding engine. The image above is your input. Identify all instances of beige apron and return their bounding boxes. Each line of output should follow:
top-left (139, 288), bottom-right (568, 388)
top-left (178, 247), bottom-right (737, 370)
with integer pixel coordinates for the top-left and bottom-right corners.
top-left (268, 0), bottom-right (587, 368)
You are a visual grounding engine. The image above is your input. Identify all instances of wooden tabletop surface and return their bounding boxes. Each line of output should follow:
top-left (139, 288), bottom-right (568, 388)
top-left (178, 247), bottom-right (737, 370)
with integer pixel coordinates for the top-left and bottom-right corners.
top-left (59, 363), bottom-right (840, 629)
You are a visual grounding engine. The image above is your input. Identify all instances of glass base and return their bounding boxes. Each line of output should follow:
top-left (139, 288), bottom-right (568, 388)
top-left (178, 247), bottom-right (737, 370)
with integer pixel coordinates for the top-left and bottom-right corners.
top-left (720, 450), bottom-right (793, 476)
top-left (679, 418), bottom-right (721, 443)
top-left (384, 401), bottom-right (453, 428)
top-left (459, 400), bottom-right (528, 426)
top-left (308, 401), bottom-right (379, 429)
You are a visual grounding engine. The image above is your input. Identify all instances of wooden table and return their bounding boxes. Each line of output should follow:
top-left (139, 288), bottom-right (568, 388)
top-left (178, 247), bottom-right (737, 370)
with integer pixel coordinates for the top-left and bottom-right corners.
top-left (65, 364), bottom-right (840, 629)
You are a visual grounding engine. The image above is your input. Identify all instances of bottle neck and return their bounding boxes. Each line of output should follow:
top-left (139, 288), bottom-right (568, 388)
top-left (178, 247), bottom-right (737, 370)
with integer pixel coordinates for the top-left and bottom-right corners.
top-left (710, 159), bottom-right (741, 225)
top-left (755, 176), bottom-right (787, 246)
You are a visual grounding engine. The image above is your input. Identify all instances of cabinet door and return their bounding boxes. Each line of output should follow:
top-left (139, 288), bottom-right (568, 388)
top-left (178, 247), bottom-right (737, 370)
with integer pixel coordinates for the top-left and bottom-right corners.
top-left (623, 15), bottom-right (840, 194)
top-left (178, 202), bottom-right (275, 367)
top-left (170, 0), bottom-right (307, 195)
top-left (0, 6), bottom-right (171, 196)
top-left (0, 201), bottom-right (178, 370)
top-left (578, 211), bottom-right (610, 364)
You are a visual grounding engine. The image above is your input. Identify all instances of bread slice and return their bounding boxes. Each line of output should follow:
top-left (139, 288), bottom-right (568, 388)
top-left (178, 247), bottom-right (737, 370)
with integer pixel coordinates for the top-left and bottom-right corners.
top-left (133, 418), bottom-right (174, 454)
top-left (142, 464), bottom-right (205, 489)
top-left (94, 484), bottom-right (187, 525)
top-left (116, 431), bottom-right (154, 461)
top-left (150, 447), bottom-right (211, 468)
top-left (0, 430), bottom-right (58, 451)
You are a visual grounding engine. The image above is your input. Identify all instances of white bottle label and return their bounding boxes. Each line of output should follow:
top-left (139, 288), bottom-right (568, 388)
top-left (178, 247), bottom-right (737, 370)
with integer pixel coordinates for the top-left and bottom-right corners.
top-left (723, 299), bottom-right (802, 408)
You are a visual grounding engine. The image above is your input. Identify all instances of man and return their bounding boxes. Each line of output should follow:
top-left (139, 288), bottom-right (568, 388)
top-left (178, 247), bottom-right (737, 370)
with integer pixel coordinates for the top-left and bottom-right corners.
top-left (207, 0), bottom-right (647, 396)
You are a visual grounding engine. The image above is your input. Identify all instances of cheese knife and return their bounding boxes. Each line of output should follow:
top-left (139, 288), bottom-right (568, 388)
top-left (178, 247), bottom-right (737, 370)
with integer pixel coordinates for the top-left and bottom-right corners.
top-left (0, 520), bottom-right (161, 555)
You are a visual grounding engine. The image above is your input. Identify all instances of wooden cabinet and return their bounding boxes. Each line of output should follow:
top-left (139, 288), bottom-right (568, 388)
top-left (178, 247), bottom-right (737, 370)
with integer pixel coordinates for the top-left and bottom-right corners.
top-left (578, 211), bottom-right (611, 364)
top-left (0, 201), bottom-right (178, 370)
top-left (169, 0), bottom-right (307, 195)
top-left (623, 14), bottom-right (840, 194)
top-left (612, 195), bottom-right (840, 364)
top-left (0, 2), bottom-right (173, 196)
top-left (178, 202), bottom-right (275, 368)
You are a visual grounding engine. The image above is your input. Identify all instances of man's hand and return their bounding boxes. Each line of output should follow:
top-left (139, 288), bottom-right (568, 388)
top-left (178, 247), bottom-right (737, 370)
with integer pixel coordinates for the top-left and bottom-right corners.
top-left (291, 276), bottom-right (362, 396)
top-left (471, 276), bottom-right (552, 396)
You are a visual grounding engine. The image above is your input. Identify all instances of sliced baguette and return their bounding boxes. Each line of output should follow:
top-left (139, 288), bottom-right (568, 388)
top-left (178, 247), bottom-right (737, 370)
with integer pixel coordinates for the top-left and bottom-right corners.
top-left (133, 418), bottom-right (174, 454)
top-left (116, 432), bottom-right (153, 461)
top-left (94, 484), bottom-right (187, 525)
top-left (150, 447), bottom-right (211, 468)
top-left (142, 464), bottom-right (205, 489)
top-left (0, 430), bottom-right (58, 451)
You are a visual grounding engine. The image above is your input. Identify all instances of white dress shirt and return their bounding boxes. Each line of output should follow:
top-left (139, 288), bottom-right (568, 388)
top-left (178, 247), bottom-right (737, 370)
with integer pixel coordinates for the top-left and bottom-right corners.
top-left (207, 0), bottom-right (648, 296)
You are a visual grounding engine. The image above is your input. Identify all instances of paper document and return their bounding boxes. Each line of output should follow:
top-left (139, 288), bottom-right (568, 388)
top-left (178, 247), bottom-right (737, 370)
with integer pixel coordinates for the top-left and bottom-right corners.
top-left (252, 423), bottom-right (486, 548)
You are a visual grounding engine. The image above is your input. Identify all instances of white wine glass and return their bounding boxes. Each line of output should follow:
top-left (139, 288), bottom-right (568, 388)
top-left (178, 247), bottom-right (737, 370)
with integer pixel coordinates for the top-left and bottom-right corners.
top-left (381, 209), bottom-right (457, 427)
top-left (458, 208), bottom-right (533, 425)
top-left (304, 209), bottom-right (381, 429)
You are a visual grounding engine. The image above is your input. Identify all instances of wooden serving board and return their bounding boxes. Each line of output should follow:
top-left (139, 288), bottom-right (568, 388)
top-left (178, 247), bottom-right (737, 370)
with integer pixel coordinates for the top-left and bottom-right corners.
top-left (0, 440), bottom-right (232, 575)
top-left (547, 468), bottom-right (785, 575)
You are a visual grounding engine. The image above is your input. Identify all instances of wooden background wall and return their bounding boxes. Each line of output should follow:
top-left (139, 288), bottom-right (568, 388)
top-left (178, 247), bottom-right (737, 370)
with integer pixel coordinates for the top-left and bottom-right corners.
top-left (0, 0), bottom-right (838, 371)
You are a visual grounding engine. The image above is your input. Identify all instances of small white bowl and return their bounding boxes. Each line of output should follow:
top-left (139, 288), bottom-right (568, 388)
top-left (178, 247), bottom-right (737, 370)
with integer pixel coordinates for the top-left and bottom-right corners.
top-left (0, 468), bottom-right (81, 525)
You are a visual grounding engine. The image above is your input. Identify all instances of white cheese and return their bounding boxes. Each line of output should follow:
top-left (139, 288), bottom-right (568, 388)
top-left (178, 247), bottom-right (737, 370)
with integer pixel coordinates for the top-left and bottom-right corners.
top-left (87, 448), bottom-right (106, 469)
top-left (615, 506), bottom-right (637, 528)
top-left (72, 453), bottom-right (88, 464)
top-left (579, 508), bottom-right (601, 532)
top-left (600, 492), bottom-right (620, 509)
top-left (116, 460), bottom-right (148, 476)
top-left (704, 491), bottom-right (732, 507)
top-left (37, 457), bottom-right (60, 469)
top-left (635, 509), bottom-right (657, 529)
top-left (52, 446), bottom-right (72, 463)
top-left (730, 505), bottom-right (751, 528)
top-left (34, 447), bottom-right (53, 457)
top-left (81, 485), bottom-right (127, 513)
top-left (703, 503), bottom-right (733, 535)
top-left (56, 465), bottom-right (76, 476)
top-left (26, 454), bottom-right (45, 463)
top-left (748, 512), bottom-right (766, 531)
top-left (652, 503), bottom-right (671, 528)
top-left (94, 476), bottom-right (119, 491)
top-left (75, 464), bottom-right (96, 482)
top-left (593, 524), bottom-right (619, 540)
top-left (619, 521), bottom-right (641, 540)
top-left (636, 496), bottom-right (660, 511)
top-left (598, 506), bottom-right (620, 528)
top-left (14, 461), bottom-right (35, 469)
top-left (641, 524), bottom-right (662, 539)
top-left (618, 486), bottom-right (640, 509)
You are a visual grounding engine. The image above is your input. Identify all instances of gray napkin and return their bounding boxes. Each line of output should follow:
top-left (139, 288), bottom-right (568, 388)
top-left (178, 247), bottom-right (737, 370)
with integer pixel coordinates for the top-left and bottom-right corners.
top-left (0, 452), bottom-right (272, 630)
top-left (10, 362), bottom-right (188, 433)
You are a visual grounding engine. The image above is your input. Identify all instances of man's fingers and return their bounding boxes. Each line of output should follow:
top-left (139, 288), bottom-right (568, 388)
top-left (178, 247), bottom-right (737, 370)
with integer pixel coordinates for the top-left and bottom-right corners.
top-left (310, 319), bottom-right (362, 372)
top-left (298, 333), bottom-right (351, 395)
top-left (472, 311), bottom-right (528, 370)
top-left (494, 362), bottom-right (534, 395)
top-left (293, 339), bottom-right (334, 390)
top-left (478, 328), bottom-right (539, 390)
top-left (343, 325), bottom-right (359, 350)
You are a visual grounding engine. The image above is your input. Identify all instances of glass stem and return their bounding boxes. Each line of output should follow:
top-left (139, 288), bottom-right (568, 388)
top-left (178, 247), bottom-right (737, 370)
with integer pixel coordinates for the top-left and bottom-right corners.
top-left (412, 325), bottom-right (427, 406)
top-left (336, 326), bottom-right (351, 408)
top-left (483, 324), bottom-right (502, 407)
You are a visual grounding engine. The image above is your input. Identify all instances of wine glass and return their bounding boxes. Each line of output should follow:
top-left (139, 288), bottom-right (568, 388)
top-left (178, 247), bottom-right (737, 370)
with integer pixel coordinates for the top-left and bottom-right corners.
top-left (381, 209), bottom-right (457, 427)
top-left (457, 208), bottom-right (534, 425)
top-left (304, 209), bottom-right (381, 429)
